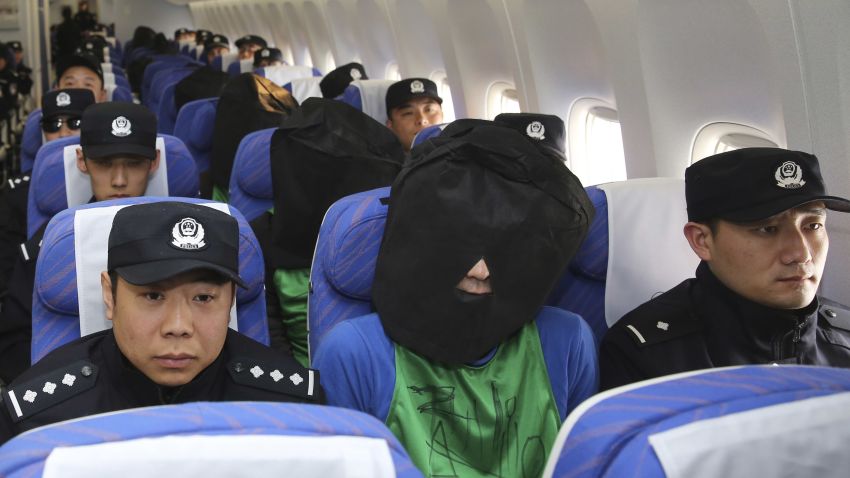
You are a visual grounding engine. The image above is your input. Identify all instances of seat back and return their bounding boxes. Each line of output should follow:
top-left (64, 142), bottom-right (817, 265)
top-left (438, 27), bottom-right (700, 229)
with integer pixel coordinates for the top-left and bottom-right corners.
top-left (145, 66), bottom-right (195, 112)
top-left (173, 97), bottom-right (218, 173)
top-left (105, 84), bottom-right (133, 102)
top-left (258, 64), bottom-right (321, 88)
top-left (31, 196), bottom-right (268, 362)
top-left (27, 135), bottom-right (199, 238)
top-left (141, 55), bottom-right (196, 101)
top-left (285, 77), bottom-right (323, 103)
top-left (228, 127), bottom-right (276, 221)
top-left (227, 58), bottom-right (255, 77)
top-left (211, 52), bottom-right (238, 72)
top-left (543, 365), bottom-right (850, 478)
top-left (20, 108), bottom-right (42, 173)
top-left (156, 81), bottom-right (179, 134)
top-left (338, 80), bottom-right (395, 125)
top-left (0, 402), bottom-right (422, 478)
top-left (411, 123), bottom-right (447, 148)
top-left (308, 187), bottom-right (390, 355)
top-left (546, 178), bottom-right (698, 342)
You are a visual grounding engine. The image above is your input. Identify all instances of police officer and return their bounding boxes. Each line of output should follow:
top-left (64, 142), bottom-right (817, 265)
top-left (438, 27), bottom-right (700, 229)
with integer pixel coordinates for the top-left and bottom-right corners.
top-left (203, 34), bottom-right (230, 65)
top-left (253, 47), bottom-right (283, 68)
top-left (600, 148), bottom-right (850, 390)
top-left (385, 78), bottom-right (443, 152)
top-left (0, 201), bottom-right (324, 444)
top-left (7, 41), bottom-right (32, 97)
top-left (235, 34), bottom-right (267, 61)
top-left (318, 62), bottom-right (367, 99)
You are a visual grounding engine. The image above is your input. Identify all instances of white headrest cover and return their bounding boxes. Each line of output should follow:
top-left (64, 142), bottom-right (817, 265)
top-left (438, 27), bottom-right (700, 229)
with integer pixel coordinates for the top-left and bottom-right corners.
top-left (101, 62), bottom-right (113, 73)
top-left (42, 435), bottom-right (397, 478)
top-left (103, 72), bottom-right (115, 88)
top-left (649, 391), bottom-right (850, 478)
top-left (289, 77), bottom-right (323, 103)
top-left (601, 178), bottom-right (699, 326)
top-left (263, 65), bottom-right (316, 88)
top-left (350, 79), bottom-right (395, 125)
top-left (219, 52), bottom-right (238, 72)
top-left (73, 202), bottom-right (237, 337)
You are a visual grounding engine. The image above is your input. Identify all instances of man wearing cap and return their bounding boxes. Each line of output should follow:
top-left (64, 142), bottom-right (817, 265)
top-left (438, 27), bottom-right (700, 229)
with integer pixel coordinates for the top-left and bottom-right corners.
top-left (0, 201), bottom-right (323, 444)
top-left (204, 34), bottom-right (230, 65)
top-left (253, 47), bottom-right (283, 68)
top-left (174, 27), bottom-right (195, 43)
top-left (235, 35), bottom-right (267, 61)
top-left (385, 77), bottom-right (443, 151)
top-left (319, 62), bottom-right (368, 99)
top-left (600, 148), bottom-right (850, 390)
top-left (0, 102), bottom-right (161, 384)
top-left (56, 51), bottom-right (106, 102)
top-left (313, 120), bottom-right (597, 477)
top-left (7, 41), bottom-right (31, 97)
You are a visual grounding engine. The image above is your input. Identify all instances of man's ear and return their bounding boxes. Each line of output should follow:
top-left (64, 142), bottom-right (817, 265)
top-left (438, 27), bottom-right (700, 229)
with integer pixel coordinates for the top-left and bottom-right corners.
top-left (98, 87), bottom-right (107, 103)
top-left (101, 271), bottom-right (115, 321)
top-left (385, 118), bottom-right (393, 128)
top-left (683, 221), bottom-right (714, 261)
top-left (149, 149), bottom-right (161, 174)
top-left (75, 147), bottom-right (89, 174)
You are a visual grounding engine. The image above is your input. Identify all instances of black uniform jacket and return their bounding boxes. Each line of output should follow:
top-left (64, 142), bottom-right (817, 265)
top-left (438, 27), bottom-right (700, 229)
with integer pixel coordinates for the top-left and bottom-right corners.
top-left (600, 262), bottom-right (850, 390)
top-left (0, 328), bottom-right (325, 445)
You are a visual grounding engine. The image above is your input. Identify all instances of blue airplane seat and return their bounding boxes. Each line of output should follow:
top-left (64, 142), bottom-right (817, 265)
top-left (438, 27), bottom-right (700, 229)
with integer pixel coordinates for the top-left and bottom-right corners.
top-left (173, 97), bottom-right (218, 174)
top-left (257, 64), bottom-right (321, 87)
top-left (30, 196), bottom-right (268, 363)
top-left (542, 365), bottom-right (850, 478)
top-left (27, 135), bottom-right (199, 239)
top-left (20, 109), bottom-right (42, 173)
top-left (157, 82), bottom-right (180, 134)
top-left (284, 77), bottom-right (323, 103)
top-left (410, 123), bottom-right (447, 148)
top-left (337, 79), bottom-right (396, 125)
top-left (145, 66), bottom-right (196, 112)
top-left (228, 128), bottom-right (276, 222)
top-left (141, 55), bottom-right (198, 103)
top-left (0, 402), bottom-right (423, 478)
top-left (114, 73), bottom-right (130, 91)
top-left (308, 187), bottom-right (390, 355)
top-left (227, 58), bottom-right (255, 77)
top-left (106, 84), bottom-right (133, 102)
top-left (545, 178), bottom-right (698, 344)
top-left (210, 52), bottom-right (237, 72)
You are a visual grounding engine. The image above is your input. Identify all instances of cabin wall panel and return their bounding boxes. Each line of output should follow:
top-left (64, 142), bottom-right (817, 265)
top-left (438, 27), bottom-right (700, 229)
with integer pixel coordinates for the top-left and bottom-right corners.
top-left (352, 0), bottom-right (397, 79)
top-left (385, 0), bottom-right (444, 79)
top-left (324, 0), bottom-right (361, 65)
top-left (111, 0), bottom-right (193, 42)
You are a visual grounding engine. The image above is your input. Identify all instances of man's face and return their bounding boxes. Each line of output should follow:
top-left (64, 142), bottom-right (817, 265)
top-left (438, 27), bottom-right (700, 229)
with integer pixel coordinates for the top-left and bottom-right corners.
top-left (690, 202), bottom-right (828, 309)
top-left (42, 114), bottom-right (82, 142)
top-left (178, 32), bottom-right (196, 43)
top-left (386, 97), bottom-right (443, 151)
top-left (58, 66), bottom-right (106, 102)
top-left (76, 149), bottom-right (160, 201)
top-left (102, 271), bottom-right (234, 387)
top-left (255, 59), bottom-right (282, 68)
top-left (13, 51), bottom-right (22, 65)
top-left (206, 46), bottom-right (229, 63)
top-left (238, 43), bottom-right (262, 60)
top-left (456, 258), bottom-right (492, 295)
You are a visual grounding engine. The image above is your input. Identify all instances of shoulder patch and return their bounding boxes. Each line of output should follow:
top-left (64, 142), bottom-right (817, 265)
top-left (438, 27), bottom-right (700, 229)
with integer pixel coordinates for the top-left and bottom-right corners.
top-left (821, 304), bottom-right (850, 332)
top-left (622, 315), bottom-right (703, 348)
top-left (3, 360), bottom-right (98, 423)
top-left (227, 358), bottom-right (319, 401)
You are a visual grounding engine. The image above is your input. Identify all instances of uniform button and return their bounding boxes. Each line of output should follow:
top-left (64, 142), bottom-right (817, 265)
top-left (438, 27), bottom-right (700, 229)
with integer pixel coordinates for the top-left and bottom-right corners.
top-left (824, 308), bottom-right (837, 318)
top-left (233, 362), bottom-right (244, 373)
top-left (81, 365), bottom-right (93, 377)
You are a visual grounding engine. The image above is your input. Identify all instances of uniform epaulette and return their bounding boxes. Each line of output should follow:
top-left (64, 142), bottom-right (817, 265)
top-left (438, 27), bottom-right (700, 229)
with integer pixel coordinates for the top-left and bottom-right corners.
top-left (227, 357), bottom-right (319, 401)
top-left (3, 360), bottom-right (99, 423)
top-left (820, 303), bottom-right (850, 332)
top-left (18, 235), bottom-right (40, 263)
top-left (621, 313), bottom-right (703, 348)
top-left (6, 174), bottom-right (30, 190)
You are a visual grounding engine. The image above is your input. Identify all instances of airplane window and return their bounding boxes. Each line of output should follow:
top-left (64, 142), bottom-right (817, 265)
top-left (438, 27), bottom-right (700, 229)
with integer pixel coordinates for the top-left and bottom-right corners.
top-left (692, 123), bottom-right (779, 163)
top-left (568, 98), bottom-right (627, 185)
top-left (385, 62), bottom-right (402, 81)
top-left (430, 70), bottom-right (456, 122)
top-left (486, 81), bottom-right (520, 119)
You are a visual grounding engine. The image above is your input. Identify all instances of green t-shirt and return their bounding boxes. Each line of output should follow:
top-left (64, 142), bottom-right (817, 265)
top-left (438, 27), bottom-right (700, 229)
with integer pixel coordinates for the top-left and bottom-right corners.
top-left (272, 268), bottom-right (310, 367)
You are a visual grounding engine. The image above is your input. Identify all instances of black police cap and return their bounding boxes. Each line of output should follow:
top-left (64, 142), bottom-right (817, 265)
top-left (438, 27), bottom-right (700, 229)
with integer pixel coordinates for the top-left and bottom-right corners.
top-left (8, 41), bottom-right (22, 52)
top-left (385, 78), bottom-right (442, 116)
top-left (253, 47), bottom-right (283, 66)
top-left (108, 202), bottom-right (246, 287)
top-left (174, 27), bottom-right (194, 38)
top-left (685, 147), bottom-right (850, 223)
top-left (495, 113), bottom-right (566, 159)
top-left (235, 34), bottom-right (267, 49)
top-left (195, 30), bottom-right (212, 45)
top-left (319, 62), bottom-right (368, 99)
top-left (56, 52), bottom-right (104, 84)
top-left (80, 102), bottom-right (157, 160)
top-left (205, 34), bottom-right (229, 49)
top-left (41, 88), bottom-right (95, 120)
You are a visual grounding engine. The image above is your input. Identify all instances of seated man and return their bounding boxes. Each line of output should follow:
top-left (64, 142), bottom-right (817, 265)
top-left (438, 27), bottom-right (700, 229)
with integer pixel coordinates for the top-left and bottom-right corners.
top-left (235, 34), bottom-right (267, 61)
top-left (55, 51), bottom-right (107, 102)
top-left (319, 62), bottom-right (367, 99)
top-left (204, 34), bottom-right (230, 65)
top-left (8, 41), bottom-right (33, 97)
top-left (174, 27), bottom-right (195, 44)
top-left (313, 121), bottom-right (598, 477)
top-left (385, 78), bottom-right (443, 152)
top-left (0, 102), bottom-right (161, 384)
top-left (253, 47), bottom-right (283, 68)
top-left (0, 201), bottom-right (324, 444)
top-left (600, 148), bottom-right (850, 390)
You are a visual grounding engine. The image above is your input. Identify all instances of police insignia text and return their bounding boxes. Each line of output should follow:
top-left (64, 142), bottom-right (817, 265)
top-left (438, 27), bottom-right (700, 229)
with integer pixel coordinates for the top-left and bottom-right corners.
top-left (171, 217), bottom-right (207, 250)
top-left (775, 161), bottom-right (806, 189)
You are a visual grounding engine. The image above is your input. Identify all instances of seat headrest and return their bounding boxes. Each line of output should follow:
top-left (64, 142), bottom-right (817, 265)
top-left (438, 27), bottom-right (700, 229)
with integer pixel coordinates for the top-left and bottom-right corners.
top-left (286, 77), bottom-right (323, 103)
top-left (411, 123), bottom-right (447, 148)
top-left (338, 79), bottom-right (395, 125)
top-left (260, 65), bottom-right (320, 88)
top-left (568, 186), bottom-right (609, 281)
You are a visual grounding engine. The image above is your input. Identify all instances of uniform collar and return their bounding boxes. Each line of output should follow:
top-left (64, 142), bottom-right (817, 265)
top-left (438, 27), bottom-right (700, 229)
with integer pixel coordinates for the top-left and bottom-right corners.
top-left (693, 261), bottom-right (819, 360)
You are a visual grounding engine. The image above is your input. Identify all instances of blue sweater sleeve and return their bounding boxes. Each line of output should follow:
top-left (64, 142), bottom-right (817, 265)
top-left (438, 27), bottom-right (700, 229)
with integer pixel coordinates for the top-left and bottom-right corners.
top-left (537, 306), bottom-right (600, 420)
top-left (311, 314), bottom-right (396, 421)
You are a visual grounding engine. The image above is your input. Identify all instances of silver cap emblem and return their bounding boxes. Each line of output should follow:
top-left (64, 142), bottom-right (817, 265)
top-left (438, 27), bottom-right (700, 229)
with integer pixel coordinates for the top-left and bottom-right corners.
top-left (56, 92), bottom-right (71, 107)
top-left (261, 49), bottom-right (270, 58)
top-left (111, 116), bottom-right (132, 137)
top-left (171, 217), bottom-right (206, 250)
top-left (410, 80), bottom-right (425, 94)
top-left (775, 161), bottom-right (806, 189)
top-left (350, 68), bottom-right (362, 80)
top-left (526, 121), bottom-right (546, 140)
